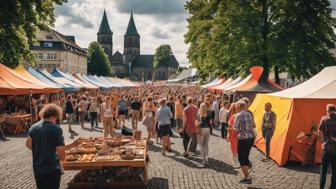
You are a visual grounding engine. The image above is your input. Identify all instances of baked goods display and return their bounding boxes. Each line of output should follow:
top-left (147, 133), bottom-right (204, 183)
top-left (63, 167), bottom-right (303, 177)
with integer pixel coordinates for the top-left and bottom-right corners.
top-left (64, 137), bottom-right (146, 163)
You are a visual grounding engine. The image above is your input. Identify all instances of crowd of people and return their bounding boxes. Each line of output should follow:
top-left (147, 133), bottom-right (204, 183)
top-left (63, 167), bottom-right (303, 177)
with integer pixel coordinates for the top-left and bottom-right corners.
top-left (24, 85), bottom-right (335, 189)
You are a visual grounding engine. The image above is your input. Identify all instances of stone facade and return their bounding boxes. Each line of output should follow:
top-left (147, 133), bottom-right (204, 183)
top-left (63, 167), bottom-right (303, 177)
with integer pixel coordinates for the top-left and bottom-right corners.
top-left (30, 30), bottom-right (88, 74)
top-left (97, 11), bottom-right (178, 81)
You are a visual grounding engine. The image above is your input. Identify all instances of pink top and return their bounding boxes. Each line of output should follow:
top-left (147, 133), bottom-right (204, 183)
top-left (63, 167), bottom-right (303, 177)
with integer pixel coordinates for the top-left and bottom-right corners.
top-left (184, 105), bottom-right (198, 134)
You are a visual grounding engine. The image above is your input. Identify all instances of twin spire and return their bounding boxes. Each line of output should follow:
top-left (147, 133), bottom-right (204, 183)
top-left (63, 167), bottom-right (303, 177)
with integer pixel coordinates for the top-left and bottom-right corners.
top-left (97, 10), bottom-right (139, 37)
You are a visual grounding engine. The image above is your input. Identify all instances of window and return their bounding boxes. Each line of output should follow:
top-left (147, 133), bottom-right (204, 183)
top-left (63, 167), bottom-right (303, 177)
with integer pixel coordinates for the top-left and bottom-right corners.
top-left (38, 53), bottom-right (44, 60)
top-left (44, 42), bottom-right (53, 47)
top-left (46, 53), bottom-right (57, 60)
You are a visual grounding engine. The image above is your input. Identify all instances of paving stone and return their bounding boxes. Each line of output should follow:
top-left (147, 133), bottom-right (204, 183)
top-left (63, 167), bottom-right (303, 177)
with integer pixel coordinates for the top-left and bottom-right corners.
top-left (0, 120), bottom-right (332, 189)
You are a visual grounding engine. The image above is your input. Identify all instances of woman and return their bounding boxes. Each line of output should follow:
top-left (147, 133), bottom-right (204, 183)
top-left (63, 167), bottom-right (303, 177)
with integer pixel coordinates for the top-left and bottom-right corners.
top-left (196, 103), bottom-right (211, 165)
top-left (227, 102), bottom-right (239, 167)
top-left (142, 97), bottom-right (156, 144)
top-left (78, 96), bottom-right (86, 129)
top-left (89, 97), bottom-right (99, 130)
top-left (100, 96), bottom-right (116, 138)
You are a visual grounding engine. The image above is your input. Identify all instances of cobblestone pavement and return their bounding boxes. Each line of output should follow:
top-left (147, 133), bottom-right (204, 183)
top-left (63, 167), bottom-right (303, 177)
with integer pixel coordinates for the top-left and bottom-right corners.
top-left (0, 120), bottom-right (331, 189)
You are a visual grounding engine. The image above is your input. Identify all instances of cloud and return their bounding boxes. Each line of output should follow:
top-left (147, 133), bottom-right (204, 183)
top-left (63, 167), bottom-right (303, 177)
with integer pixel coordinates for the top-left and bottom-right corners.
top-left (115, 0), bottom-right (186, 15)
top-left (53, 0), bottom-right (190, 66)
top-left (55, 3), bottom-right (95, 28)
top-left (151, 27), bottom-right (170, 39)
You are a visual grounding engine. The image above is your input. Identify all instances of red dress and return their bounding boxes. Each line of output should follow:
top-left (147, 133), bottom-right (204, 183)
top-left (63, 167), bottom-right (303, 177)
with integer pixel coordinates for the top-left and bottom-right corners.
top-left (228, 114), bottom-right (238, 156)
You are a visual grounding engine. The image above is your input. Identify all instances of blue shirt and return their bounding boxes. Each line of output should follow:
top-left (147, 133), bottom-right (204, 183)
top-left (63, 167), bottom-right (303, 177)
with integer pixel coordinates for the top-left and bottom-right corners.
top-left (156, 105), bottom-right (172, 125)
top-left (29, 120), bottom-right (64, 175)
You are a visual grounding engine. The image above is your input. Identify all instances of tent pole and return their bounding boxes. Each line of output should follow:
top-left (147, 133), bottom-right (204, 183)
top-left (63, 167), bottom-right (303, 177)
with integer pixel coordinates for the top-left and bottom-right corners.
top-left (29, 91), bottom-right (33, 125)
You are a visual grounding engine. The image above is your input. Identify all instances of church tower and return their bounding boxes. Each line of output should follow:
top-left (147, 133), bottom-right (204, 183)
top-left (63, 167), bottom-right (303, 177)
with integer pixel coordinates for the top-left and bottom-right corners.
top-left (124, 11), bottom-right (140, 61)
top-left (97, 10), bottom-right (113, 62)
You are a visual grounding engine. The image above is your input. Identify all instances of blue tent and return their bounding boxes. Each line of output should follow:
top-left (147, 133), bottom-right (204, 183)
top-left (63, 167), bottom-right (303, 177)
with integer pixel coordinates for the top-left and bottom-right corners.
top-left (52, 69), bottom-right (98, 90)
top-left (82, 74), bottom-right (111, 90)
top-left (38, 69), bottom-right (82, 91)
top-left (27, 67), bottom-right (76, 93)
top-left (90, 75), bottom-right (116, 88)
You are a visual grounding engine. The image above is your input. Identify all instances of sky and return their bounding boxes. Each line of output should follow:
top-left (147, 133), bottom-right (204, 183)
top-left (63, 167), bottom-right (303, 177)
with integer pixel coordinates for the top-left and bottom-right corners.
top-left (54, 0), bottom-right (189, 67)
top-left (54, 0), bottom-right (336, 68)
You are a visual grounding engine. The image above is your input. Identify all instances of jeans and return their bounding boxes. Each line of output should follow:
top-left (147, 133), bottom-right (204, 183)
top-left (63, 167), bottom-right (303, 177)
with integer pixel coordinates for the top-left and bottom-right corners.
top-left (182, 131), bottom-right (190, 152)
top-left (197, 128), bottom-right (210, 162)
top-left (90, 112), bottom-right (98, 128)
top-left (66, 113), bottom-right (73, 130)
top-left (187, 133), bottom-right (197, 153)
top-left (221, 122), bottom-right (228, 138)
top-left (34, 170), bottom-right (61, 189)
top-left (320, 150), bottom-right (336, 189)
top-left (262, 128), bottom-right (274, 157)
top-left (176, 118), bottom-right (183, 129)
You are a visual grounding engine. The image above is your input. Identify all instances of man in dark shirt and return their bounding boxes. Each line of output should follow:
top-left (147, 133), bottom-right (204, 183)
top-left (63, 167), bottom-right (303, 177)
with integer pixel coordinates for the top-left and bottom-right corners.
top-left (319, 104), bottom-right (336, 189)
top-left (130, 96), bottom-right (142, 130)
top-left (65, 95), bottom-right (74, 132)
top-left (26, 104), bottom-right (65, 189)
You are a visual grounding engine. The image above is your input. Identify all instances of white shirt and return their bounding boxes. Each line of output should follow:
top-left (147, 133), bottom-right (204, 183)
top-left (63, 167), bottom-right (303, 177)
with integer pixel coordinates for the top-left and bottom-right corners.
top-left (219, 107), bottom-right (229, 123)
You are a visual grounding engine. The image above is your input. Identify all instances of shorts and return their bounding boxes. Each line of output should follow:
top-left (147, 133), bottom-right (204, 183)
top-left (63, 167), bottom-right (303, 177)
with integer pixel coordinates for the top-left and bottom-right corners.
top-left (159, 124), bottom-right (171, 137)
top-left (118, 110), bottom-right (128, 115)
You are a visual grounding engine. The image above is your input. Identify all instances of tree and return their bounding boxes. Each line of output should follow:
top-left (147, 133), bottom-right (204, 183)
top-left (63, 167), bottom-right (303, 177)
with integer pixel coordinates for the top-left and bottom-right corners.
top-left (0, 0), bottom-right (66, 68)
top-left (153, 44), bottom-right (173, 80)
top-left (87, 42), bottom-right (112, 76)
top-left (184, 0), bottom-right (336, 83)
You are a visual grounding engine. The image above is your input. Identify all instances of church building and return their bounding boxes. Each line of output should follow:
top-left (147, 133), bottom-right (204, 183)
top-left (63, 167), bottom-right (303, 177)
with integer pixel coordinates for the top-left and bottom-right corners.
top-left (97, 10), bottom-right (179, 81)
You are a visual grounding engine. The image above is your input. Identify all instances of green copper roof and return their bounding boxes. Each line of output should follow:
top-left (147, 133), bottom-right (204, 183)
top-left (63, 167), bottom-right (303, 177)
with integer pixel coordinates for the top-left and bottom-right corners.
top-left (98, 10), bottom-right (112, 35)
top-left (125, 11), bottom-right (139, 37)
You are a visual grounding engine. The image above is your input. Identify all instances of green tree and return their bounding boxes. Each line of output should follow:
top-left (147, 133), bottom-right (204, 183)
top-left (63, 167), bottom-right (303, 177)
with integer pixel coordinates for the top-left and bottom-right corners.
top-left (153, 44), bottom-right (173, 80)
top-left (87, 42), bottom-right (112, 76)
top-left (184, 0), bottom-right (336, 83)
top-left (0, 0), bottom-right (66, 68)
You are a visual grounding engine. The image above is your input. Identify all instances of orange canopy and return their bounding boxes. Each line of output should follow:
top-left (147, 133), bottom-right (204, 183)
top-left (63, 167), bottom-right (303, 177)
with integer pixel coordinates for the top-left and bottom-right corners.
top-left (0, 64), bottom-right (61, 95)
top-left (250, 66), bottom-right (336, 166)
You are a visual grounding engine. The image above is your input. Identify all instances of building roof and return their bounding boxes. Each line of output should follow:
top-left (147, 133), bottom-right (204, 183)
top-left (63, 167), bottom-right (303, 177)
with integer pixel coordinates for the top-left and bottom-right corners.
top-left (111, 50), bottom-right (123, 61)
top-left (33, 29), bottom-right (87, 56)
top-left (98, 10), bottom-right (113, 35)
top-left (125, 11), bottom-right (139, 37)
top-left (131, 54), bottom-right (179, 68)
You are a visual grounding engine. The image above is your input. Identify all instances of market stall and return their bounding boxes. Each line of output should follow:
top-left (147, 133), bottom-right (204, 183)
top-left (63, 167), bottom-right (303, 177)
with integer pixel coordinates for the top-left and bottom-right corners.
top-left (62, 135), bottom-right (148, 189)
top-left (0, 113), bottom-right (32, 134)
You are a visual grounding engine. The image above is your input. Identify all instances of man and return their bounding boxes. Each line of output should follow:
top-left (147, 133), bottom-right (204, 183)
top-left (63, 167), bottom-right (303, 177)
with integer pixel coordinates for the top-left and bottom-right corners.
top-left (233, 101), bottom-right (256, 184)
top-left (130, 96), bottom-right (142, 130)
top-left (156, 98), bottom-right (173, 156)
top-left (26, 104), bottom-right (65, 189)
top-left (319, 104), bottom-right (336, 189)
top-left (65, 95), bottom-right (74, 132)
top-left (261, 102), bottom-right (276, 162)
top-left (118, 97), bottom-right (128, 128)
top-left (182, 97), bottom-right (198, 158)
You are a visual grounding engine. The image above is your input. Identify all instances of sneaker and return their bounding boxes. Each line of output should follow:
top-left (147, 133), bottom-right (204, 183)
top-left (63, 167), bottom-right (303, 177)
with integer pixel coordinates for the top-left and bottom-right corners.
top-left (262, 157), bottom-right (270, 162)
top-left (239, 178), bottom-right (252, 184)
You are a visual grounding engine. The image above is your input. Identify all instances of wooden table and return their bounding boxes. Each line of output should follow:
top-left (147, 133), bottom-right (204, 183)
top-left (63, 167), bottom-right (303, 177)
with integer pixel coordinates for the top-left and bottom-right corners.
top-left (61, 139), bottom-right (148, 189)
top-left (0, 114), bottom-right (32, 134)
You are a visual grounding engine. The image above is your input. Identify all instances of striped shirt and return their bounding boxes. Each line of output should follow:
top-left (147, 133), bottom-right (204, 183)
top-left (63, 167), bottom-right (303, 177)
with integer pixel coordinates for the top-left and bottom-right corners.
top-left (233, 110), bottom-right (256, 140)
